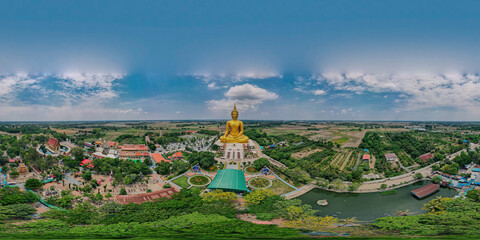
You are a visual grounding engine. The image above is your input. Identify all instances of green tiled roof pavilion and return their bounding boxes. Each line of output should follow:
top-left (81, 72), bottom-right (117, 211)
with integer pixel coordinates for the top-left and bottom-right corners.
top-left (207, 169), bottom-right (250, 193)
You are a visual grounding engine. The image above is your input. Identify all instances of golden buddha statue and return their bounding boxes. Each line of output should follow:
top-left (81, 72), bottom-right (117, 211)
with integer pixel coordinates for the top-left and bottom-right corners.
top-left (220, 104), bottom-right (249, 143)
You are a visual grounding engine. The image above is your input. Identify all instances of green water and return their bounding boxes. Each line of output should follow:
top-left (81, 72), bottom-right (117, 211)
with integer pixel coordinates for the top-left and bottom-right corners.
top-left (296, 181), bottom-right (457, 221)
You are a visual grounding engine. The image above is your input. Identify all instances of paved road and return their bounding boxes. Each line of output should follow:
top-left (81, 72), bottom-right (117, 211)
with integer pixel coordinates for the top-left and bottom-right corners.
top-left (357, 143), bottom-right (479, 191)
top-left (149, 165), bottom-right (165, 184)
top-left (64, 173), bottom-right (81, 185)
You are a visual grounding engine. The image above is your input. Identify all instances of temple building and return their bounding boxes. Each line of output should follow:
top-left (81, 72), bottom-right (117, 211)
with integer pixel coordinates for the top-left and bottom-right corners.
top-left (17, 163), bottom-right (29, 175)
top-left (118, 144), bottom-right (150, 161)
top-left (46, 137), bottom-right (60, 152)
top-left (93, 140), bottom-right (120, 158)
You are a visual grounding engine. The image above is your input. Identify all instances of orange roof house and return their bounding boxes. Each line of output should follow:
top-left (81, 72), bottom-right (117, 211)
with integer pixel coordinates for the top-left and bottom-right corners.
top-left (151, 153), bottom-right (170, 163)
top-left (168, 151), bottom-right (184, 160)
top-left (362, 154), bottom-right (371, 161)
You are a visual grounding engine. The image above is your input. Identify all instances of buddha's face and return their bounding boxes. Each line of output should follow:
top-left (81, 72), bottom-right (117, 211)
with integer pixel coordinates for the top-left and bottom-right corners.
top-left (231, 111), bottom-right (238, 120)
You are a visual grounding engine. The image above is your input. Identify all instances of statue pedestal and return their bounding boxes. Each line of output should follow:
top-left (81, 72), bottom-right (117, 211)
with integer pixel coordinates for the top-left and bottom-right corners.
top-left (223, 143), bottom-right (245, 160)
top-left (214, 140), bottom-right (259, 164)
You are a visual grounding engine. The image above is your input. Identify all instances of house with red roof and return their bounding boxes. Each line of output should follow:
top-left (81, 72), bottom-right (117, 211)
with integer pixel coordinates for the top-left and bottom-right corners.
top-left (80, 159), bottom-right (94, 168)
top-left (151, 153), bottom-right (170, 163)
top-left (419, 153), bottom-right (434, 163)
top-left (362, 154), bottom-right (371, 162)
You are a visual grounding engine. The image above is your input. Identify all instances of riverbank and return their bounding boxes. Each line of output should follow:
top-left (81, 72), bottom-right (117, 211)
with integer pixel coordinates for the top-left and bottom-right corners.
top-left (297, 181), bottom-right (457, 221)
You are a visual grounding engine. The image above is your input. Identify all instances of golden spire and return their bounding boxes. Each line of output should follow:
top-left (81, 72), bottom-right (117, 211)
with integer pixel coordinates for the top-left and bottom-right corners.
top-left (232, 103), bottom-right (238, 114)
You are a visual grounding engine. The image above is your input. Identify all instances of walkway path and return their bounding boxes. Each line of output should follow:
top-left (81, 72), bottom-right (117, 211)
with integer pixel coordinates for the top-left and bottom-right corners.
top-left (149, 165), bottom-right (165, 184)
top-left (283, 183), bottom-right (314, 199)
top-left (397, 161), bottom-right (411, 173)
top-left (64, 173), bottom-right (81, 185)
top-left (272, 172), bottom-right (297, 190)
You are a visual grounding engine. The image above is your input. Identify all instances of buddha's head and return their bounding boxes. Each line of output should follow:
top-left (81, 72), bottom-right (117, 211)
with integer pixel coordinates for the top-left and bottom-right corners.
top-left (231, 104), bottom-right (239, 120)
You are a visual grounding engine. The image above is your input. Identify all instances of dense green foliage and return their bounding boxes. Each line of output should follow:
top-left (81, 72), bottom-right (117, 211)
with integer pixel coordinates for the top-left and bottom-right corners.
top-left (186, 151), bottom-right (216, 169)
top-left (0, 204), bottom-right (36, 220)
top-left (358, 131), bottom-right (466, 177)
top-left (371, 198), bottom-right (480, 235)
top-left (0, 187), bottom-right (38, 206)
top-left (92, 157), bottom-right (152, 184)
top-left (24, 178), bottom-right (43, 190)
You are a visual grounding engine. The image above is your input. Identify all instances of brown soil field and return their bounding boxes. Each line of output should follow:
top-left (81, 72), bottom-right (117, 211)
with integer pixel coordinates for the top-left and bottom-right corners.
top-left (51, 128), bottom-right (83, 135)
top-left (291, 148), bottom-right (323, 159)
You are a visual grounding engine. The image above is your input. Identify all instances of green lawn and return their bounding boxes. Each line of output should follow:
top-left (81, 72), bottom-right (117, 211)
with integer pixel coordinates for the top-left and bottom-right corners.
top-left (172, 175), bottom-right (190, 188)
top-left (269, 179), bottom-right (295, 195)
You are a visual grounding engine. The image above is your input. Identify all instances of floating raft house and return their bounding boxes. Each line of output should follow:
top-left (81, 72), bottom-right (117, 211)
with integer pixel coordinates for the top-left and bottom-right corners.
top-left (411, 183), bottom-right (440, 199)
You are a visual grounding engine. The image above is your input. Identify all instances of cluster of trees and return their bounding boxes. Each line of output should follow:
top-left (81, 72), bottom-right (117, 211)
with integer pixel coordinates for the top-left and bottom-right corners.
top-left (431, 150), bottom-right (480, 175)
top-left (42, 189), bottom-right (239, 224)
top-left (0, 187), bottom-right (38, 205)
top-left (46, 190), bottom-right (76, 209)
top-left (244, 189), bottom-right (338, 230)
top-left (197, 129), bottom-right (219, 135)
top-left (154, 159), bottom-right (190, 176)
top-left (114, 134), bottom-right (144, 144)
top-left (0, 186), bottom-right (38, 221)
top-left (359, 132), bottom-right (443, 177)
top-left (186, 151), bottom-right (216, 169)
top-left (155, 132), bottom-right (185, 145)
top-left (0, 124), bottom-right (58, 135)
top-left (91, 157), bottom-right (152, 185)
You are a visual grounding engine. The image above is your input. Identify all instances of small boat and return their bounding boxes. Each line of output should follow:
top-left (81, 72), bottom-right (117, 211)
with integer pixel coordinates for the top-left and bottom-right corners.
top-left (317, 199), bottom-right (328, 206)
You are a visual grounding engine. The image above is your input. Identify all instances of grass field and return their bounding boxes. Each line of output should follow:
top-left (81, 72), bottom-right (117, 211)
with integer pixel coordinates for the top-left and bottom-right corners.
top-left (172, 175), bottom-right (190, 188)
top-left (269, 179), bottom-right (295, 195)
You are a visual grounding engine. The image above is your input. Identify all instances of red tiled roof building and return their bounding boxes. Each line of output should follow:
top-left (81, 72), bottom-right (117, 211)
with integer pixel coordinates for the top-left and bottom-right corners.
top-left (119, 144), bottom-right (150, 161)
top-left (46, 137), bottom-right (60, 151)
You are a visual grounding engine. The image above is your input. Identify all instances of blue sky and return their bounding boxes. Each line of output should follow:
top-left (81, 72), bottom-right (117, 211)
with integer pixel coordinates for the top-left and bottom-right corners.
top-left (1, 0), bottom-right (480, 121)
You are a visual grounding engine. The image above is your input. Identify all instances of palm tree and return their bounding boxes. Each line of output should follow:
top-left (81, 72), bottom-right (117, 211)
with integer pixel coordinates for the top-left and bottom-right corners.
top-left (342, 217), bottom-right (358, 226)
top-left (394, 209), bottom-right (410, 216)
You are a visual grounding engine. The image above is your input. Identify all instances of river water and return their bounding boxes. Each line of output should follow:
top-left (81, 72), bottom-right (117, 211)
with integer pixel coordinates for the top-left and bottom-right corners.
top-left (296, 181), bottom-right (457, 221)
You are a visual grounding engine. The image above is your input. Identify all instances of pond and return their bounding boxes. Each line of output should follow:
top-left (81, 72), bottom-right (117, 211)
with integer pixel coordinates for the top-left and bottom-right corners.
top-left (296, 181), bottom-right (457, 221)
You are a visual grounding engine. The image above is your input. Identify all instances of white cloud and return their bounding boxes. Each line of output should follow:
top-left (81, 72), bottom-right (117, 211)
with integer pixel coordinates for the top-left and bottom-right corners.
top-left (0, 104), bottom-right (148, 121)
top-left (0, 73), bottom-right (139, 120)
top-left (315, 72), bottom-right (480, 111)
top-left (56, 72), bottom-right (124, 89)
top-left (0, 74), bottom-right (42, 101)
top-left (313, 89), bottom-right (326, 95)
top-left (206, 83), bottom-right (278, 111)
top-left (184, 71), bottom-right (282, 90)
